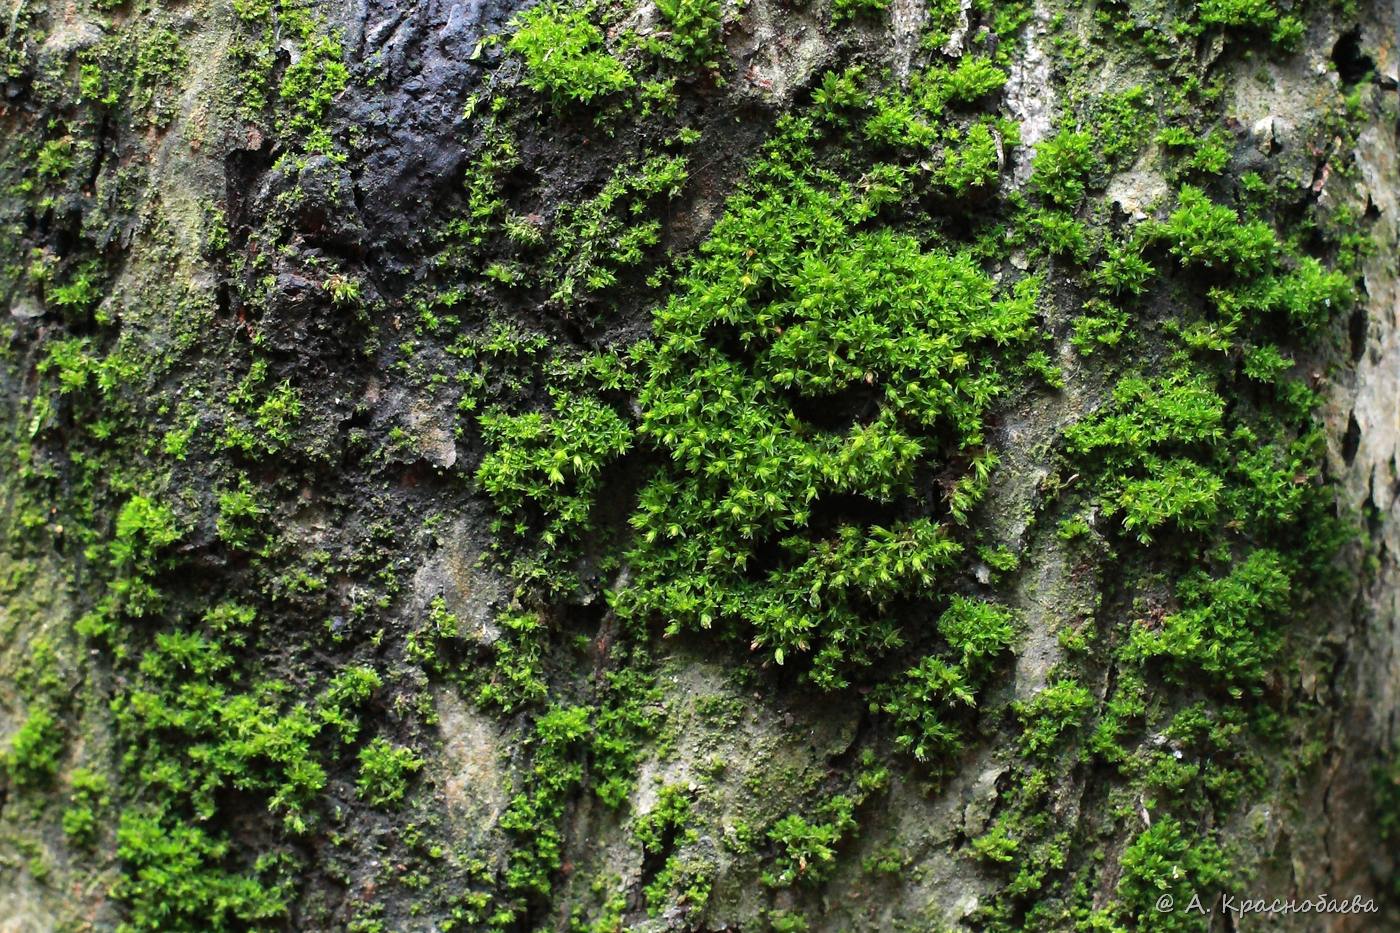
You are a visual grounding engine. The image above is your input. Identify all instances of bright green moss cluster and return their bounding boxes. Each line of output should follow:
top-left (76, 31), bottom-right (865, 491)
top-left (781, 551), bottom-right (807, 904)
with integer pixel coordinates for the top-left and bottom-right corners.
top-left (1158, 184), bottom-right (1276, 272)
top-left (61, 768), bottom-right (110, 848)
top-left (231, 0), bottom-right (349, 157)
top-left (861, 55), bottom-right (1013, 151)
top-left (831, 0), bottom-right (890, 25)
top-left (0, 0), bottom-right (1376, 925)
top-left (1066, 372), bottom-right (1227, 543)
top-left (1197, 0), bottom-right (1274, 26)
top-left (652, 0), bottom-right (725, 63)
top-left (477, 114), bottom-right (1045, 687)
top-left (763, 753), bottom-right (887, 888)
top-left (319, 666), bottom-right (384, 743)
top-left (876, 597), bottom-right (1017, 762)
top-left (356, 738), bottom-right (425, 806)
top-left (633, 784), bottom-right (708, 915)
top-left (1029, 130), bottom-right (1097, 207)
top-left (474, 609), bottom-right (548, 711)
top-left (477, 392), bottom-right (633, 582)
top-left (1114, 817), bottom-right (1229, 931)
top-left (113, 809), bottom-right (293, 931)
top-left (508, 4), bottom-right (634, 107)
top-left (1124, 549), bottom-right (1292, 685)
top-left (1015, 679), bottom-right (1094, 756)
top-left (547, 154), bottom-right (689, 300)
top-left (3, 708), bottom-right (63, 789)
top-left (610, 129), bottom-right (1038, 688)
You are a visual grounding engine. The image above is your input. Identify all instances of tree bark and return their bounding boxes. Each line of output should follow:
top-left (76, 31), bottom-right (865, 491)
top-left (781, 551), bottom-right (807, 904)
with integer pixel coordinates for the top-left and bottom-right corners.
top-left (0, 0), bottom-right (1396, 930)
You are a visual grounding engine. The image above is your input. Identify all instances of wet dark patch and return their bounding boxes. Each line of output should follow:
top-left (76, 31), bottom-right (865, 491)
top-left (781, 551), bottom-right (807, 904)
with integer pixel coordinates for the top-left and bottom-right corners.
top-left (1331, 28), bottom-right (1374, 85)
top-left (1349, 304), bottom-right (1368, 362)
top-left (1342, 410), bottom-right (1360, 465)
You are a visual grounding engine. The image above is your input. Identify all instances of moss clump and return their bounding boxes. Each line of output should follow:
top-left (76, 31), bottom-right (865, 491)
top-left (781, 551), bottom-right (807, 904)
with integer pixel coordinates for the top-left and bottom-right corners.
top-left (317, 665), bottom-right (383, 743)
top-left (62, 767), bottom-right (110, 847)
top-left (475, 609), bottom-right (548, 711)
top-left (3, 707), bottom-right (63, 789)
top-left (477, 391), bottom-right (633, 585)
top-left (546, 154), bottom-right (689, 301)
top-left (652, 0), bottom-right (725, 64)
top-left (831, 0), bottom-right (890, 25)
top-left (763, 797), bottom-right (857, 887)
top-left (356, 738), bottom-right (425, 806)
top-left (508, 4), bottom-right (633, 108)
top-left (231, 0), bottom-right (349, 156)
top-left (1015, 679), bottom-right (1095, 756)
top-left (600, 123), bottom-right (1041, 690)
top-left (1196, 0), bottom-right (1280, 30)
top-left (1029, 130), bottom-right (1097, 207)
top-left (877, 597), bottom-right (1017, 762)
top-left (1123, 548), bottom-right (1291, 685)
top-left (114, 809), bottom-right (293, 931)
top-left (1112, 816), bottom-right (1229, 930)
top-left (1158, 185), bottom-right (1276, 273)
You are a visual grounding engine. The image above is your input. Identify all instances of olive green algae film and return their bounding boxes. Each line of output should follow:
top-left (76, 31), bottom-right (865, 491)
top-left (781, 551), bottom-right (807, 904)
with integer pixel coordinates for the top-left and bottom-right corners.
top-left (0, 0), bottom-right (1397, 930)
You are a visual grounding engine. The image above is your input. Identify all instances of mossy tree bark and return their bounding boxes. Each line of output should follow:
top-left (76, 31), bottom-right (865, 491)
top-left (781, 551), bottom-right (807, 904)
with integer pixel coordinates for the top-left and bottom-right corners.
top-left (0, 0), bottom-right (1397, 930)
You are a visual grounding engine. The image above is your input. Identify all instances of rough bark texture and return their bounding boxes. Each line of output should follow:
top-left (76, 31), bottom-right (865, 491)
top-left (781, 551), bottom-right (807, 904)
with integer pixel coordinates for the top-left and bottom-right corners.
top-left (0, 0), bottom-right (1397, 931)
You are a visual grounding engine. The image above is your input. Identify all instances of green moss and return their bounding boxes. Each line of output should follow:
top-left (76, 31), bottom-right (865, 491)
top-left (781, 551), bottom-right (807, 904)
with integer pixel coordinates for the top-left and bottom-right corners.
top-left (1023, 209), bottom-right (1091, 263)
top-left (497, 704), bottom-right (592, 908)
top-left (545, 154), bottom-right (689, 301)
top-left (877, 598), bottom-right (1017, 763)
top-left (476, 609), bottom-right (548, 711)
top-left (600, 129), bottom-right (1039, 689)
top-left (35, 136), bottom-right (73, 179)
top-left (476, 390), bottom-right (633, 586)
top-left (216, 479), bottom-right (265, 551)
top-left (924, 56), bottom-right (1010, 106)
top-left (318, 666), bottom-right (383, 743)
top-left (1093, 239), bottom-right (1155, 296)
top-left (763, 796), bottom-right (857, 887)
top-left (62, 768), bottom-right (110, 848)
top-left (1111, 816), bottom-right (1229, 929)
top-left (1029, 130), bottom-right (1097, 207)
top-left (224, 0), bottom-right (351, 160)
top-left (652, 0), bottom-right (724, 63)
top-left (37, 336), bottom-right (95, 392)
top-left (1071, 299), bottom-right (1130, 355)
top-left (0, 0), bottom-right (1366, 924)
top-left (114, 808), bottom-right (293, 931)
top-left (1091, 85), bottom-right (1152, 168)
top-left (223, 369), bottom-right (304, 457)
top-left (1117, 458), bottom-right (1224, 544)
top-left (1158, 185), bottom-right (1276, 273)
top-left (633, 785), bottom-right (709, 916)
top-left (484, 654), bottom-right (662, 924)
top-left (1123, 549), bottom-right (1291, 687)
top-left (831, 0), bottom-right (890, 25)
top-left (131, 28), bottom-right (188, 124)
top-left (46, 261), bottom-right (103, 316)
top-left (812, 67), bottom-right (868, 123)
top-left (356, 737), bottom-right (425, 806)
top-left (110, 494), bottom-right (182, 573)
top-left (767, 909), bottom-right (812, 932)
top-left (279, 32), bottom-right (349, 156)
top-left (1196, 0), bottom-right (1278, 30)
top-left (938, 122), bottom-right (1002, 194)
top-left (4, 706), bottom-right (63, 789)
top-left (1016, 678), bottom-right (1094, 756)
top-left (508, 5), bottom-right (633, 108)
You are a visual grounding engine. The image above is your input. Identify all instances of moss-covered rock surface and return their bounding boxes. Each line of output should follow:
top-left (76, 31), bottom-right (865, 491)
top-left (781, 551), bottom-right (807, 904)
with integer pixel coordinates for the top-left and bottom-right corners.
top-left (0, 0), bottom-right (1397, 929)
